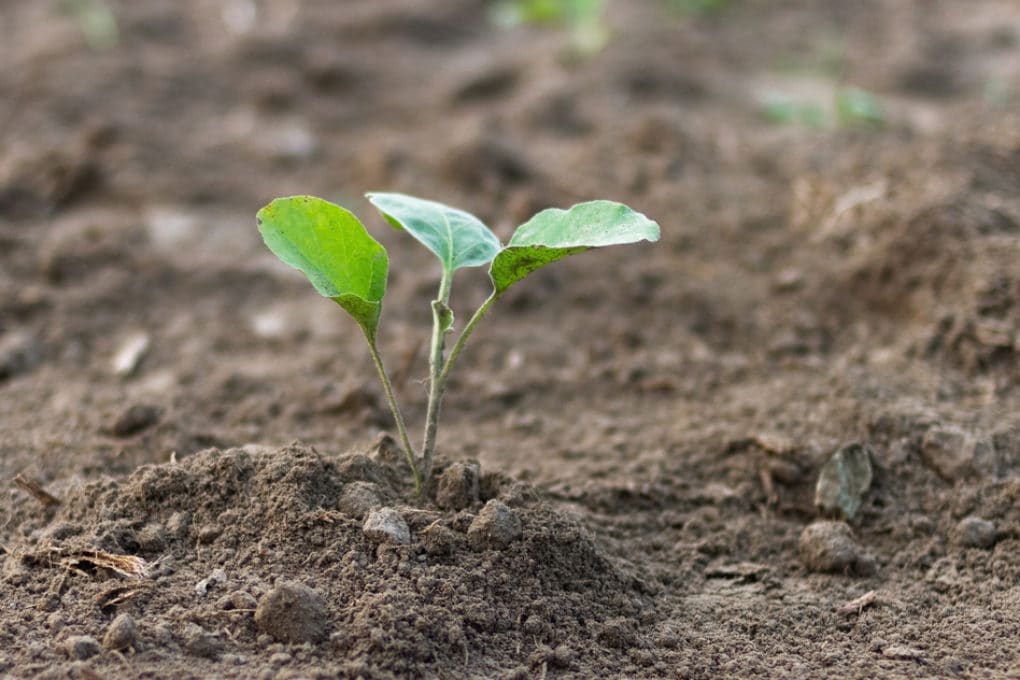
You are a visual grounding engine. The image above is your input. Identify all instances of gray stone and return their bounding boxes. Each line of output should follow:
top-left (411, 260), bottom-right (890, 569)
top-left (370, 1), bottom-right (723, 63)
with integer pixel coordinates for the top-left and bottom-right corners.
top-left (362, 507), bottom-right (410, 545)
top-left (467, 500), bottom-right (522, 550)
top-left (815, 443), bottom-right (873, 520)
top-left (63, 635), bottom-right (100, 660)
top-left (255, 581), bottom-right (328, 644)
top-left (798, 521), bottom-right (876, 576)
top-left (103, 613), bottom-right (138, 651)
top-left (954, 516), bottom-right (997, 549)
top-left (435, 462), bottom-right (480, 510)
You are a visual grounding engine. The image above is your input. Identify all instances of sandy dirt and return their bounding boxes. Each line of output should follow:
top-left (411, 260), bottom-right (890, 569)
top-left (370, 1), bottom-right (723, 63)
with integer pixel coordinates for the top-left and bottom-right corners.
top-left (3, 0), bottom-right (1020, 677)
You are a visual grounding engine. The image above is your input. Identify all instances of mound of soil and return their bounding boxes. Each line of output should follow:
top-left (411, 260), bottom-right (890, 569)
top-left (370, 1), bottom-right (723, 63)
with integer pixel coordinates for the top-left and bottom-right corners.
top-left (4, 0), bottom-right (1020, 677)
top-left (2, 444), bottom-right (656, 678)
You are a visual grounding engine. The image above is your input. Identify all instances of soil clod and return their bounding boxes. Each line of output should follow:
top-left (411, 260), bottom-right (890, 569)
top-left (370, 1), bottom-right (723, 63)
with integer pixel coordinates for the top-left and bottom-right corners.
top-left (362, 507), bottom-right (411, 545)
top-left (799, 521), bottom-right (877, 576)
top-left (435, 462), bottom-right (480, 510)
top-left (106, 404), bottom-right (162, 438)
top-left (62, 635), bottom-right (101, 660)
top-left (255, 581), bottom-right (329, 645)
top-left (953, 516), bottom-right (997, 549)
top-left (467, 500), bottom-right (522, 550)
top-left (338, 481), bottom-right (383, 520)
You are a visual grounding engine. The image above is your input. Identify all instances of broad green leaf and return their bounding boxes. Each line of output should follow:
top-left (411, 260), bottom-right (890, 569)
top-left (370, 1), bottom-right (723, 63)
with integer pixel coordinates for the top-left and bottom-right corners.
top-left (490, 200), bottom-right (660, 293)
top-left (257, 196), bottom-right (388, 340)
top-left (366, 192), bottom-right (501, 274)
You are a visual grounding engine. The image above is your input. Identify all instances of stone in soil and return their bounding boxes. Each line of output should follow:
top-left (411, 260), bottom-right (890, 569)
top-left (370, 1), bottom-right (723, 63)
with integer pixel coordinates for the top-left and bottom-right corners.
top-left (103, 613), bottom-right (138, 651)
top-left (798, 521), bottom-right (876, 576)
top-left (467, 500), bottom-right (522, 550)
top-left (814, 443), bottom-right (873, 520)
top-left (255, 581), bottom-right (328, 644)
top-left (362, 507), bottom-right (410, 545)
top-left (953, 516), bottom-right (997, 549)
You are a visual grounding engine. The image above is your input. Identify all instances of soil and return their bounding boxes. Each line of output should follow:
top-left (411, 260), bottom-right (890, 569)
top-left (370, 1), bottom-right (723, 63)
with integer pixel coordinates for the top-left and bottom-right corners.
top-left (3, 0), bottom-right (1020, 677)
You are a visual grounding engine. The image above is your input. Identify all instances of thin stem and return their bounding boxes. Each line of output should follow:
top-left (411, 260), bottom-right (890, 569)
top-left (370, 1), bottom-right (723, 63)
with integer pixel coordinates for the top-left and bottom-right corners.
top-left (436, 290), bottom-right (499, 390)
top-left (420, 269), bottom-right (454, 483)
top-left (363, 329), bottom-right (421, 493)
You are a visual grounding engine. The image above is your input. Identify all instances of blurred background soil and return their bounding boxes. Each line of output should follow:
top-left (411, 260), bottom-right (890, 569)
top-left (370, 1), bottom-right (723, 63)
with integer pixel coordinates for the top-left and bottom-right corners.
top-left (2, 1), bottom-right (1020, 677)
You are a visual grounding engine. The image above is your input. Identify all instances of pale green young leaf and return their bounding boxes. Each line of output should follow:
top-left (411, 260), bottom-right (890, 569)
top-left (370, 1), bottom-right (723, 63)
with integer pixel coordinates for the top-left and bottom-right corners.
top-left (490, 200), bottom-right (660, 294)
top-left (366, 192), bottom-right (501, 274)
top-left (257, 196), bottom-right (388, 340)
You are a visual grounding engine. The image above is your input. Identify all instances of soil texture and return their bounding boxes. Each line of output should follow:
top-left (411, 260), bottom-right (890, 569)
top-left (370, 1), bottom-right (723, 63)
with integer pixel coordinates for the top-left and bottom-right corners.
top-left (3, 1), bottom-right (1020, 677)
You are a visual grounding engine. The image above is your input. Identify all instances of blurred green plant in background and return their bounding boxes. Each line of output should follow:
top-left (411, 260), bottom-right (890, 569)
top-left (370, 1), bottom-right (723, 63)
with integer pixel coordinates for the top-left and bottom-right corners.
top-left (760, 86), bottom-right (884, 128)
top-left (59, 0), bottom-right (119, 51)
top-left (491, 0), bottom-right (609, 55)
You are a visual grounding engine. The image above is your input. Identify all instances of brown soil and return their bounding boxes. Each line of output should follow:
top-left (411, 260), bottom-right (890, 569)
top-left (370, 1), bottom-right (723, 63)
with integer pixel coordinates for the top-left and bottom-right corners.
top-left (3, 1), bottom-right (1020, 678)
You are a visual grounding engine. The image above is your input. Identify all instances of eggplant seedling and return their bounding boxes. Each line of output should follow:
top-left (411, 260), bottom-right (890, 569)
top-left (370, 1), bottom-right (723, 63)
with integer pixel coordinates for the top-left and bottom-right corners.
top-left (256, 193), bottom-right (659, 492)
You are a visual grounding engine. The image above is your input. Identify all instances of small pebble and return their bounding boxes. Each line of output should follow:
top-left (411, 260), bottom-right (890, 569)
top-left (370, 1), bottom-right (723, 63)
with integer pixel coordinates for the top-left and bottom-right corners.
top-left (814, 443), bottom-right (872, 520)
top-left (62, 636), bottom-right (100, 660)
top-left (467, 500), bottom-right (522, 550)
top-left (111, 332), bottom-right (150, 376)
top-left (798, 521), bottom-right (876, 575)
top-left (103, 613), bottom-right (138, 651)
top-left (107, 403), bottom-right (162, 437)
top-left (362, 508), bottom-right (410, 545)
top-left (954, 516), bottom-right (997, 549)
top-left (195, 568), bottom-right (227, 596)
top-left (255, 581), bottom-right (328, 644)
top-left (435, 462), bottom-right (480, 510)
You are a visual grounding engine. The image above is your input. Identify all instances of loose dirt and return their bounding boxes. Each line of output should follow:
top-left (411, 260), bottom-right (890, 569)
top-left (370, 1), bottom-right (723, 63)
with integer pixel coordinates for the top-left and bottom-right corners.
top-left (3, 1), bottom-right (1020, 677)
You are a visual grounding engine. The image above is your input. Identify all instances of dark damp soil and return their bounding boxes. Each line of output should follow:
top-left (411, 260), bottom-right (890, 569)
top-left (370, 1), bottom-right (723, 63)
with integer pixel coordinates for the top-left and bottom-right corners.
top-left (3, 1), bottom-right (1020, 678)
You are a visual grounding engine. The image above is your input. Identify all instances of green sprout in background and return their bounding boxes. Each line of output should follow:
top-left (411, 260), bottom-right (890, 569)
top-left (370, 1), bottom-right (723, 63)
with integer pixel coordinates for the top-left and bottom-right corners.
top-left (665, 0), bottom-right (731, 16)
top-left (760, 86), bottom-right (884, 128)
top-left (257, 194), bottom-right (659, 493)
top-left (491, 0), bottom-right (609, 55)
top-left (59, 0), bottom-right (119, 51)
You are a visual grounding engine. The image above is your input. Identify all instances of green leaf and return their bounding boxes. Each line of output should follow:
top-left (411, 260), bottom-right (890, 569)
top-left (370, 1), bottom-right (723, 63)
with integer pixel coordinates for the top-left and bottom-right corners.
top-left (491, 200), bottom-right (660, 294)
top-left (257, 196), bottom-right (388, 340)
top-left (366, 192), bottom-right (501, 274)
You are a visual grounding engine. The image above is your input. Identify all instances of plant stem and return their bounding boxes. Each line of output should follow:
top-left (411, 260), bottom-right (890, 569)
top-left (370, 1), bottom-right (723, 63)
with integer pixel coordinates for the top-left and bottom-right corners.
top-left (363, 330), bottom-right (421, 493)
top-left (437, 291), bottom-right (499, 390)
top-left (420, 269), bottom-right (453, 483)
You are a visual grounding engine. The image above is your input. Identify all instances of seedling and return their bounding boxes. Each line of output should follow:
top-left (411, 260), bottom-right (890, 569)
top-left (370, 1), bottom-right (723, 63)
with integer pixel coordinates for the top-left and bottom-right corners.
top-left (257, 193), bottom-right (659, 492)
top-left (491, 0), bottom-right (609, 56)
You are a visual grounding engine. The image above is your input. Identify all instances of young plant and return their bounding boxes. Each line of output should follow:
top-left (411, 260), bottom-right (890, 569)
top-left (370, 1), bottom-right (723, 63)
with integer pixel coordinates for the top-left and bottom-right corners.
top-left (256, 193), bottom-right (659, 492)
